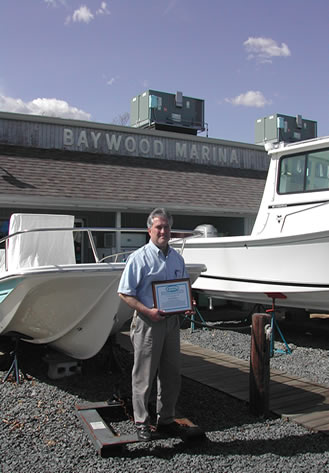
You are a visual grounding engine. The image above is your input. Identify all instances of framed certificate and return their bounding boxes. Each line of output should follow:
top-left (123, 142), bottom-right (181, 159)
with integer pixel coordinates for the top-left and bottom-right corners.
top-left (152, 278), bottom-right (193, 314)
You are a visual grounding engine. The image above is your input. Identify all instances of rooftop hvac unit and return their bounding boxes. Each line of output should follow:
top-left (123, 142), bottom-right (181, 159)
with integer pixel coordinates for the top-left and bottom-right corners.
top-left (130, 89), bottom-right (205, 135)
top-left (255, 113), bottom-right (317, 145)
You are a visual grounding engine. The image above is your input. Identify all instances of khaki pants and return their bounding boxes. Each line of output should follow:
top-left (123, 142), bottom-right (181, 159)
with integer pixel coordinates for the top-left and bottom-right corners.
top-left (130, 311), bottom-right (181, 425)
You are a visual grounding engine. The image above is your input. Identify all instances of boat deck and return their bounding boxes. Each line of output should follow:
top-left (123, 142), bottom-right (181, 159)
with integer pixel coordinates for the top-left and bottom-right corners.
top-left (118, 332), bottom-right (329, 435)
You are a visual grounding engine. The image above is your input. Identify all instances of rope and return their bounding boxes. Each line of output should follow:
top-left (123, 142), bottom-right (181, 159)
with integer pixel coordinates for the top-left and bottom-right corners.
top-left (180, 313), bottom-right (251, 331)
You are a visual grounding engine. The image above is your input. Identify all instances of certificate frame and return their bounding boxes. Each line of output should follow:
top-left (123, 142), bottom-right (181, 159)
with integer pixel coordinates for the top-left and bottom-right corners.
top-left (152, 278), bottom-right (193, 314)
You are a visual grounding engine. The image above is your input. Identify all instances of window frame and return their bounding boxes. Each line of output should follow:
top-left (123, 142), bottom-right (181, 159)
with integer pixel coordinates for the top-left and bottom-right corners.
top-left (277, 147), bottom-right (329, 195)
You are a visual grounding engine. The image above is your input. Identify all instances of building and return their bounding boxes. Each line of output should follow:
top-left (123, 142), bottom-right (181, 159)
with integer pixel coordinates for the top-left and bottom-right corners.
top-left (0, 111), bottom-right (268, 261)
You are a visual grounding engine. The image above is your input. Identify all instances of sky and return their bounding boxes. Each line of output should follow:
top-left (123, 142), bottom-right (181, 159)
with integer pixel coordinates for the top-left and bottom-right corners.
top-left (0, 0), bottom-right (328, 144)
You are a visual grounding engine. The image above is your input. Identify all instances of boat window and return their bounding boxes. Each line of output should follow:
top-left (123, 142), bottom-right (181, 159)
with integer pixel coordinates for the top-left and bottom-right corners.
top-left (278, 154), bottom-right (306, 193)
top-left (306, 150), bottom-right (329, 191)
top-left (278, 148), bottom-right (329, 194)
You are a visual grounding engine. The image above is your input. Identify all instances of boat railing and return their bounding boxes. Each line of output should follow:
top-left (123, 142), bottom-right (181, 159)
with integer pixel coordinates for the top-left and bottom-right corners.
top-left (98, 250), bottom-right (134, 263)
top-left (0, 226), bottom-right (200, 270)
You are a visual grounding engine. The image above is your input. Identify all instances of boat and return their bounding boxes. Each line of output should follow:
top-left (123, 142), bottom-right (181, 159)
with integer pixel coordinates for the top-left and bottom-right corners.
top-left (0, 214), bottom-right (206, 359)
top-left (173, 135), bottom-right (329, 312)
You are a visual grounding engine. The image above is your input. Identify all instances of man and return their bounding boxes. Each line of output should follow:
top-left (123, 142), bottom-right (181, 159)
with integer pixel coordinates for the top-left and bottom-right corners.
top-left (118, 207), bottom-right (189, 441)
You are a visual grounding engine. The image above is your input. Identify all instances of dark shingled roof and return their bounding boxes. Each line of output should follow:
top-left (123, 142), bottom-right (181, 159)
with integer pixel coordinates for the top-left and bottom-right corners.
top-left (0, 144), bottom-right (267, 214)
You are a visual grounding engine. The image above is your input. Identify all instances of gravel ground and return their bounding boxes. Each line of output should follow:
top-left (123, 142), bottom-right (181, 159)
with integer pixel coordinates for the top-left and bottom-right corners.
top-left (1, 315), bottom-right (329, 473)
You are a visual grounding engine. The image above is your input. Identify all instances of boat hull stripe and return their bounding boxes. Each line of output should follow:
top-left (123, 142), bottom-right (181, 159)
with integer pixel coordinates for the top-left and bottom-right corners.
top-left (199, 274), bottom-right (329, 289)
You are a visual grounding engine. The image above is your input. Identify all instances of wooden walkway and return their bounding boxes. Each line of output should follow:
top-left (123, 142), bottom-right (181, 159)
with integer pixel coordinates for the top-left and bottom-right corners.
top-left (118, 332), bottom-right (329, 435)
top-left (180, 341), bottom-right (329, 435)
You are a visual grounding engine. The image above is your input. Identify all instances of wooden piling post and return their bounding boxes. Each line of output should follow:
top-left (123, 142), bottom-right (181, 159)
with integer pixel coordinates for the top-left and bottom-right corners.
top-left (249, 313), bottom-right (271, 417)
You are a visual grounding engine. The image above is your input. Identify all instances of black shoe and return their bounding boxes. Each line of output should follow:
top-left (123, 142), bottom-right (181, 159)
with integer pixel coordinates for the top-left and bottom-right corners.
top-left (157, 422), bottom-right (182, 437)
top-left (157, 421), bottom-right (206, 441)
top-left (136, 424), bottom-right (152, 441)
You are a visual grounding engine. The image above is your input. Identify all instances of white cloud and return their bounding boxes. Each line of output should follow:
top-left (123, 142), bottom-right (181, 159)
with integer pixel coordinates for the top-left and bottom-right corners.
top-left (104, 73), bottom-right (120, 86)
top-left (44, 0), bottom-right (67, 6)
top-left (243, 37), bottom-right (291, 63)
top-left (65, 3), bottom-right (109, 25)
top-left (72, 5), bottom-right (94, 23)
top-left (0, 95), bottom-right (91, 120)
top-left (225, 91), bottom-right (272, 108)
top-left (96, 2), bottom-right (110, 15)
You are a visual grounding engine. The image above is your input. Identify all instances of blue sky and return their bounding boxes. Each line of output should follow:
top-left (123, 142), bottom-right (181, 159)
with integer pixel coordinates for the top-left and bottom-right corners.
top-left (0, 0), bottom-right (328, 144)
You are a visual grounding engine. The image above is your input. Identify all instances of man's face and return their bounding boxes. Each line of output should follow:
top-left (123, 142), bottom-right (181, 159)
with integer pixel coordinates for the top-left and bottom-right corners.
top-left (148, 216), bottom-right (171, 250)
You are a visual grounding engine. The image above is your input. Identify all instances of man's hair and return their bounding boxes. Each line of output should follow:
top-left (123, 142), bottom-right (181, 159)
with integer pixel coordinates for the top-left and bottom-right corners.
top-left (147, 208), bottom-right (173, 229)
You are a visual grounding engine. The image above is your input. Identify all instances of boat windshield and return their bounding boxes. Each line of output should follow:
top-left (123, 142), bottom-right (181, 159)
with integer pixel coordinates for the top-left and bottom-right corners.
top-left (278, 147), bottom-right (329, 194)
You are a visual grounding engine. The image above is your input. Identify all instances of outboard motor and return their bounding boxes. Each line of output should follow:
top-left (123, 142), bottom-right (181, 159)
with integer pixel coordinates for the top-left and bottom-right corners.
top-left (193, 224), bottom-right (218, 238)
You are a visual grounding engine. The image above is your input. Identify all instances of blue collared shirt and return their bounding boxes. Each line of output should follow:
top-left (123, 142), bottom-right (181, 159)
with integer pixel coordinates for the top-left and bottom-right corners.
top-left (118, 240), bottom-right (188, 308)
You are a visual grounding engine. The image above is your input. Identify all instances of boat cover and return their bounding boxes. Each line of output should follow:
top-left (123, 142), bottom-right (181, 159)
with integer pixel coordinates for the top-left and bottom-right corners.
top-left (6, 214), bottom-right (76, 271)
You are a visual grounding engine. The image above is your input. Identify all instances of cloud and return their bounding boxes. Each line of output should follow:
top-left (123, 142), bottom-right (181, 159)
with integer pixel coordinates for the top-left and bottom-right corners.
top-left (44, 0), bottom-right (67, 6)
top-left (65, 3), bottom-right (110, 25)
top-left (243, 37), bottom-right (291, 63)
top-left (225, 91), bottom-right (272, 108)
top-left (96, 2), bottom-right (110, 15)
top-left (72, 5), bottom-right (94, 23)
top-left (104, 73), bottom-right (119, 86)
top-left (0, 95), bottom-right (91, 120)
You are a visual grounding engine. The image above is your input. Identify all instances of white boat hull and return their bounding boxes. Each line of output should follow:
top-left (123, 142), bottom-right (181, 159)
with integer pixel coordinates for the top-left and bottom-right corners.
top-left (0, 262), bottom-right (206, 359)
top-left (0, 263), bottom-right (125, 359)
top-left (181, 231), bottom-right (329, 311)
top-left (0, 214), bottom-right (206, 360)
top-left (176, 136), bottom-right (329, 312)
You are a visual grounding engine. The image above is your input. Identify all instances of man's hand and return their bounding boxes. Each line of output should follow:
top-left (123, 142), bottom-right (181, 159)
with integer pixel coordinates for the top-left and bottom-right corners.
top-left (119, 293), bottom-right (166, 322)
top-left (184, 309), bottom-right (195, 316)
top-left (147, 307), bottom-right (167, 322)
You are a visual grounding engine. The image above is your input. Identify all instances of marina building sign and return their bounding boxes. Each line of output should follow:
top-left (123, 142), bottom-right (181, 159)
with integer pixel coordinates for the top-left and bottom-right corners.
top-left (0, 113), bottom-right (269, 171)
top-left (62, 128), bottom-right (268, 171)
